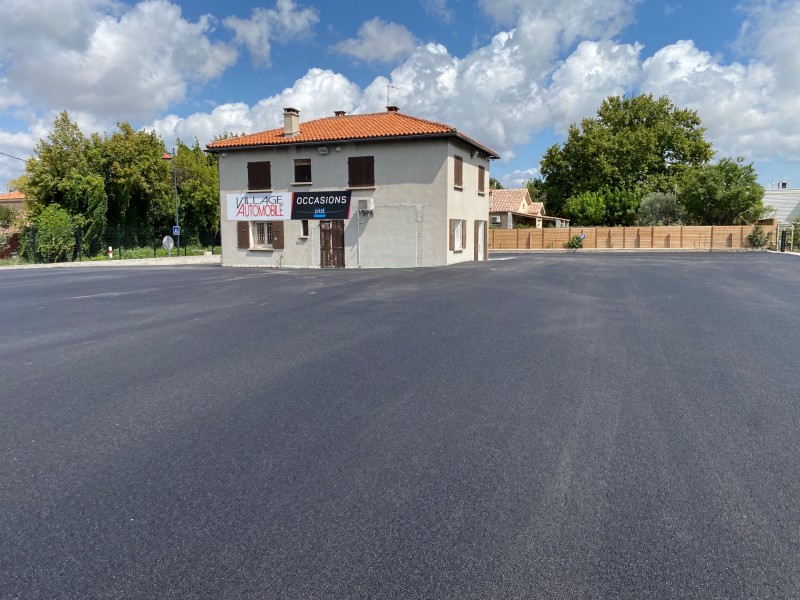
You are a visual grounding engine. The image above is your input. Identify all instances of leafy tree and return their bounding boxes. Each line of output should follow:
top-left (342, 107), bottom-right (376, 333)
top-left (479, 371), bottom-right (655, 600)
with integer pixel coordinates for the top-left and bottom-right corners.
top-left (525, 178), bottom-right (544, 202)
top-left (678, 157), bottom-right (765, 224)
top-left (563, 191), bottom-right (606, 225)
top-left (174, 140), bottom-right (220, 234)
top-left (637, 192), bottom-right (687, 225)
top-left (23, 111), bottom-right (108, 239)
top-left (0, 205), bottom-right (13, 228)
top-left (22, 204), bottom-right (76, 262)
top-left (489, 177), bottom-right (504, 189)
top-left (539, 94), bottom-right (714, 216)
top-left (602, 188), bottom-right (641, 226)
top-left (104, 122), bottom-right (173, 229)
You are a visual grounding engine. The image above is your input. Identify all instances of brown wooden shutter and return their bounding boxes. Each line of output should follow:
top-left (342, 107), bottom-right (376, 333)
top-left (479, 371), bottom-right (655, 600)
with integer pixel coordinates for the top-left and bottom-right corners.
top-left (461, 219), bottom-right (467, 250)
top-left (272, 221), bottom-right (285, 249)
top-left (247, 161), bottom-right (271, 190)
top-left (348, 156), bottom-right (375, 187)
top-left (237, 221), bottom-right (250, 249)
top-left (478, 165), bottom-right (485, 193)
top-left (449, 219), bottom-right (456, 251)
top-left (454, 156), bottom-right (463, 188)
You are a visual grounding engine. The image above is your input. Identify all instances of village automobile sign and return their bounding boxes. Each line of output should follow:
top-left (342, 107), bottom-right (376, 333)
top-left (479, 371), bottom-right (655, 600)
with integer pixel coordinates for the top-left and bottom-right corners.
top-left (227, 191), bottom-right (352, 221)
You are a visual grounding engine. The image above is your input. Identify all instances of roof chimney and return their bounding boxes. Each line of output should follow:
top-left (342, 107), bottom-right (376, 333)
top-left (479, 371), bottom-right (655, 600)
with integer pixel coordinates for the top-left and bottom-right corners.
top-left (334, 110), bottom-right (346, 117)
top-left (283, 107), bottom-right (300, 137)
top-left (386, 106), bottom-right (399, 112)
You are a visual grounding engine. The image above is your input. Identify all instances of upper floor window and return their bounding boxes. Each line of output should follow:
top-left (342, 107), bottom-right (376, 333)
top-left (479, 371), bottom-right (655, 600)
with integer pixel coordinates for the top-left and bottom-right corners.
top-left (454, 155), bottom-right (464, 189)
top-left (348, 156), bottom-right (375, 188)
top-left (294, 159), bottom-right (311, 183)
top-left (478, 165), bottom-right (486, 194)
top-left (247, 161), bottom-right (271, 190)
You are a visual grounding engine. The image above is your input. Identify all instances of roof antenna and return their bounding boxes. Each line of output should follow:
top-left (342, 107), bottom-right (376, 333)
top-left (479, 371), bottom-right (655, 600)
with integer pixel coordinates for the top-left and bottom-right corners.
top-left (387, 84), bottom-right (400, 106)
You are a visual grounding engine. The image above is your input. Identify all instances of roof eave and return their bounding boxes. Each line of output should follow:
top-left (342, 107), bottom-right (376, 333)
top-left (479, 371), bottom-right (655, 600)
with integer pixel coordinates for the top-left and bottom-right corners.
top-left (207, 131), bottom-right (500, 159)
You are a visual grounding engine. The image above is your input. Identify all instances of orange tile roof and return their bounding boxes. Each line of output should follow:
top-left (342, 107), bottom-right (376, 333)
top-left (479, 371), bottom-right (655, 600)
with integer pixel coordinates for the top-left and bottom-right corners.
top-left (207, 109), bottom-right (500, 158)
top-left (0, 191), bottom-right (25, 209)
top-left (490, 188), bottom-right (529, 212)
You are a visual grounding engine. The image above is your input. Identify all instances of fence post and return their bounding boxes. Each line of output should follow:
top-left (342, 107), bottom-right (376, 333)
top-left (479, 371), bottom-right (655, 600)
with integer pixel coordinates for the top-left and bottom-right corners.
top-left (680, 226), bottom-right (684, 249)
top-left (651, 225), bottom-right (654, 248)
top-left (32, 228), bottom-right (37, 264)
top-left (710, 225), bottom-right (714, 251)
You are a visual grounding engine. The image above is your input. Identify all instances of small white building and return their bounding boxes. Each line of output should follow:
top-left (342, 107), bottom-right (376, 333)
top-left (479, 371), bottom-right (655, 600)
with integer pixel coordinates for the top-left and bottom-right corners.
top-left (206, 107), bottom-right (499, 268)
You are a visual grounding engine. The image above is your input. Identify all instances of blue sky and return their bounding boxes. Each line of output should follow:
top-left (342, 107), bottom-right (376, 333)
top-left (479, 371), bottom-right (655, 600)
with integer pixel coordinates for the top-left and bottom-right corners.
top-left (1, 0), bottom-right (798, 191)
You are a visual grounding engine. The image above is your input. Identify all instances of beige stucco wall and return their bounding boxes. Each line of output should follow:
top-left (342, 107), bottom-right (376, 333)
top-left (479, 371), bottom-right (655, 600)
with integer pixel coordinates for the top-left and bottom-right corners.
top-left (217, 137), bottom-right (490, 268)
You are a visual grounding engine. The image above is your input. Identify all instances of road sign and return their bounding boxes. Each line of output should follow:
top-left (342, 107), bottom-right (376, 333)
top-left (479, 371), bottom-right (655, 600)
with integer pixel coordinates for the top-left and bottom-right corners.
top-left (172, 225), bottom-right (181, 236)
top-left (163, 235), bottom-right (174, 251)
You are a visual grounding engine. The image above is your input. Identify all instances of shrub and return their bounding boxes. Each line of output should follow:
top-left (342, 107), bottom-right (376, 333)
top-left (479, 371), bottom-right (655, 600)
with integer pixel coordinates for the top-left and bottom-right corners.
top-left (22, 205), bottom-right (76, 262)
top-left (746, 225), bottom-right (769, 249)
top-left (565, 234), bottom-right (584, 249)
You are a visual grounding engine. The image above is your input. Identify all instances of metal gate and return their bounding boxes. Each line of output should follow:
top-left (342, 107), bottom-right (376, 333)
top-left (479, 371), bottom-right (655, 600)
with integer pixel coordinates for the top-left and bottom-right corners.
top-left (320, 220), bottom-right (345, 268)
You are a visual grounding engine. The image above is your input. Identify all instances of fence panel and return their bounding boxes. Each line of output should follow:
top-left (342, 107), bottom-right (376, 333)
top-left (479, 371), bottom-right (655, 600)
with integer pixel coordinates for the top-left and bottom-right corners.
top-left (489, 225), bottom-right (774, 251)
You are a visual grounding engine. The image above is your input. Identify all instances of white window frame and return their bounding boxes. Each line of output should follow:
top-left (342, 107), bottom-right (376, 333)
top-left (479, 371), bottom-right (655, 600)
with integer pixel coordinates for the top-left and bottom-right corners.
top-left (454, 219), bottom-right (463, 251)
top-left (253, 222), bottom-right (273, 248)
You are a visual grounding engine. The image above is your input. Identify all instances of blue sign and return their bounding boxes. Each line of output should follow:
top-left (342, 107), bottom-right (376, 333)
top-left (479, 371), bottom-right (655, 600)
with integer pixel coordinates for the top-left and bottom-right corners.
top-left (172, 225), bottom-right (181, 236)
top-left (291, 191), bottom-right (352, 220)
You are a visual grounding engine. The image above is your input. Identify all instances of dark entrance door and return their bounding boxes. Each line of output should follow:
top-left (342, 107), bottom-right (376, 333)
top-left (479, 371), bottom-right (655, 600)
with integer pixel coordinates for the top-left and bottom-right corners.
top-left (320, 220), bottom-right (345, 268)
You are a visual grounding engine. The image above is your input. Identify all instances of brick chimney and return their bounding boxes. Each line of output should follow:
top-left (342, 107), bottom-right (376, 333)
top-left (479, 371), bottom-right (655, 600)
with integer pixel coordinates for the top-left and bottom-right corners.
top-left (334, 110), bottom-right (346, 117)
top-left (386, 106), bottom-right (399, 112)
top-left (283, 108), bottom-right (300, 136)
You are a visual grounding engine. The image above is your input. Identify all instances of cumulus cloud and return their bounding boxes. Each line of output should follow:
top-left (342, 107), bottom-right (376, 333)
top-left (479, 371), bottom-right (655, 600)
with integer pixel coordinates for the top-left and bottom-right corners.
top-left (333, 18), bottom-right (419, 65)
top-left (0, 0), bottom-right (236, 120)
top-left (640, 38), bottom-right (790, 163)
top-left (546, 40), bottom-right (642, 132)
top-left (150, 68), bottom-right (362, 148)
top-left (223, 0), bottom-right (319, 67)
top-left (479, 0), bottom-right (640, 43)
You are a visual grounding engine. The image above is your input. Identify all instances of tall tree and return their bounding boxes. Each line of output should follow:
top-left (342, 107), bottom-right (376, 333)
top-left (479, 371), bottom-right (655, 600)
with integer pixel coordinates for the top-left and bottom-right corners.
top-left (24, 112), bottom-right (107, 229)
top-left (539, 94), bottom-right (714, 216)
top-left (174, 140), bottom-right (220, 234)
top-left (104, 122), bottom-right (173, 229)
top-left (678, 157), bottom-right (765, 225)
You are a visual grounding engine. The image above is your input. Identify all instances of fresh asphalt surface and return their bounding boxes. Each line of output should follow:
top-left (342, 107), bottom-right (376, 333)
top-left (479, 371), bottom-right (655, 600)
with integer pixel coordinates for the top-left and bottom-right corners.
top-left (1, 253), bottom-right (799, 599)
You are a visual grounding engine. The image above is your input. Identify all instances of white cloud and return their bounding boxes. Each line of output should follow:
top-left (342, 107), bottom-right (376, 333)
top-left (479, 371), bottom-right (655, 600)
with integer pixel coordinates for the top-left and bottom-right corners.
top-left (546, 40), bottom-right (642, 132)
top-left (0, 0), bottom-right (237, 120)
top-left (333, 18), bottom-right (418, 65)
top-left (420, 0), bottom-right (454, 23)
top-left (150, 68), bottom-right (362, 148)
top-left (479, 0), bottom-right (640, 42)
top-left (223, 0), bottom-right (319, 67)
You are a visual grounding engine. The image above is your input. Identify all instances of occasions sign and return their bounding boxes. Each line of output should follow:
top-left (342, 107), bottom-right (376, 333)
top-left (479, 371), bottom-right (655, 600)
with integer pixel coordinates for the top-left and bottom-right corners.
top-left (226, 191), bottom-right (352, 221)
top-left (291, 191), bottom-right (352, 220)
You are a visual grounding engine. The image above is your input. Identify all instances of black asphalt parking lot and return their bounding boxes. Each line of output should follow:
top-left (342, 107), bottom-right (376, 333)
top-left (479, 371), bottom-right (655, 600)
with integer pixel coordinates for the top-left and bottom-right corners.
top-left (1, 252), bottom-right (799, 599)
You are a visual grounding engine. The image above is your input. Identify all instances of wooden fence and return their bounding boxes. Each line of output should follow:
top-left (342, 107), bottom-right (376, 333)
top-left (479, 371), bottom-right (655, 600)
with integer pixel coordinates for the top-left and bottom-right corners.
top-left (489, 225), bottom-right (773, 251)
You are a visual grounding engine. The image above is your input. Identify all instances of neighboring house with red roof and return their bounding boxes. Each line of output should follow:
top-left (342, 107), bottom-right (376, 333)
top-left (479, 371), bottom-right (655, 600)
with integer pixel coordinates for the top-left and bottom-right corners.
top-left (206, 106), bottom-right (499, 268)
top-left (0, 191), bottom-right (25, 212)
top-left (489, 188), bottom-right (569, 229)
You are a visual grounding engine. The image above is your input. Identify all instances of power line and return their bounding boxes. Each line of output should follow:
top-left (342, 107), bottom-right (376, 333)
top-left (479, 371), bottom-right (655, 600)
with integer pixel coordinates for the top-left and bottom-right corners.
top-left (0, 150), bottom-right (26, 162)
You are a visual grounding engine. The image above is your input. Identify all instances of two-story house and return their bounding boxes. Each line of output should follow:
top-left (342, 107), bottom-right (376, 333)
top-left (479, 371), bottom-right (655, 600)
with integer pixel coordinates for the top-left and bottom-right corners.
top-left (206, 107), bottom-right (499, 268)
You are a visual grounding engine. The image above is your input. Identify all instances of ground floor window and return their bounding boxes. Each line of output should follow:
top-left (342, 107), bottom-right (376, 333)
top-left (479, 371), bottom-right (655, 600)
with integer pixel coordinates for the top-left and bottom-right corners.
top-left (450, 218), bottom-right (467, 252)
top-left (254, 222), bottom-right (273, 247)
top-left (237, 221), bottom-right (285, 250)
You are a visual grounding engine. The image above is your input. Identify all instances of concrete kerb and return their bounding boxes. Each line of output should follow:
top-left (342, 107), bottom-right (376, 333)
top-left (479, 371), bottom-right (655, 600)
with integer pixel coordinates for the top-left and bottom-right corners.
top-left (1, 254), bottom-right (221, 269)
